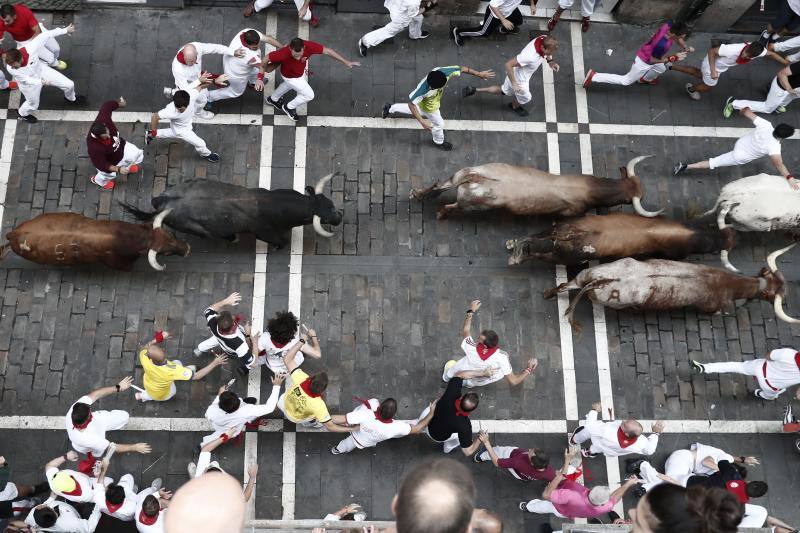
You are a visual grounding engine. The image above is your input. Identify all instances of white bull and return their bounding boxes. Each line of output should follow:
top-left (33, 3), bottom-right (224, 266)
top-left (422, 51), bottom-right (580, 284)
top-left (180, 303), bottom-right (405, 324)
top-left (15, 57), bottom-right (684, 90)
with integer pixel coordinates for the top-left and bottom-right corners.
top-left (704, 174), bottom-right (800, 232)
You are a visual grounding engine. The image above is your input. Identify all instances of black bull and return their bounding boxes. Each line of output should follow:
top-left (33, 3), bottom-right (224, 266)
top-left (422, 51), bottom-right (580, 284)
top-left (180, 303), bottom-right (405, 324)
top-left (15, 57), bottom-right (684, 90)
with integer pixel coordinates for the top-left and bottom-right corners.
top-left (120, 176), bottom-right (342, 248)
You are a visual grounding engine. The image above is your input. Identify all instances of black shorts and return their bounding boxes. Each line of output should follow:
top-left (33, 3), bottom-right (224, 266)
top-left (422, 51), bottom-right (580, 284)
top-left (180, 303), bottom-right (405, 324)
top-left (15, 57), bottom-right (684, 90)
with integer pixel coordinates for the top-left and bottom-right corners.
top-left (772, 0), bottom-right (800, 31)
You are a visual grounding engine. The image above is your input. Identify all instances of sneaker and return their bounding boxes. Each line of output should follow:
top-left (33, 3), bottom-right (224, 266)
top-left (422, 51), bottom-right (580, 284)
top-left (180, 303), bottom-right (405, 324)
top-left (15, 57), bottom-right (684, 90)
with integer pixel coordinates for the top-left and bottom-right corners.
top-left (754, 389), bottom-right (775, 400)
top-left (723, 96), bottom-right (734, 118)
top-left (193, 349), bottom-right (203, 357)
top-left (673, 162), bottom-right (687, 176)
top-left (281, 103), bottom-right (299, 122)
top-left (568, 425), bottom-right (584, 445)
top-left (499, 26), bottom-right (520, 35)
top-left (203, 101), bottom-right (214, 112)
top-left (150, 478), bottom-right (163, 491)
top-left (187, 462), bottom-right (197, 478)
top-left (686, 83), bottom-right (700, 100)
top-left (452, 27), bottom-right (463, 47)
top-left (357, 38), bottom-right (367, 57)
top-left (55, 60), bottom-right (68, 70)
top-left (128, 164), bottom-right (139, 174)
top-left (637, 76), bottom-right (658, 85)
top-left (163, 87), bottom-right (174, 98)
top-left (382, 103), bottom-right (391, 119)
top-left (415, 30), bottom-right (431, 39)
top-left (462, 86), bottom-right (476, 98)
top-left (625, 457), bottom-right (644, 476)
top-left (783, 404), bottom-right (795, 425)
top-left (205, 152), bottom-right (221, 163)
top-left (196, 109), bottom-right (215, 120)
top-left (442, 359), bottom-right (457, 381)
top-left (582, 69), bottom-right (596, 89)
top-left (519, 502), bottom-right (529, 512)
top-left (777, 106), bottom-right (787, 113)
top-left (473, 445), bottom-right (488, 463)
top-left (508, 103), bottom-right (529, 117)
top-left (434, 140), bottom-right (453, 151)
top-left (18, 113), bottom-right (37, 123)
top-left (331, 445), bottom-right (342, 455)
top-left (90, 175), bottom-right (115, 190)
top-left (580, 448), bottom-right (599, 458)
top-left (581, 16), bottom-right (590, 32)
top-left (266, 96), bottom-right (283, 111)
top-left (632, 483), bottom-right (647, 498)
top-left (66, 95), bottom-right (86, 104)
top-left (2, 81), bottom-right (17, 91)
top-left (758, 30), bottom-right (771, 46)
top-left (547, 14), bottom-right (559, 31)
top-left (690, 360), bottom-right (705, 374)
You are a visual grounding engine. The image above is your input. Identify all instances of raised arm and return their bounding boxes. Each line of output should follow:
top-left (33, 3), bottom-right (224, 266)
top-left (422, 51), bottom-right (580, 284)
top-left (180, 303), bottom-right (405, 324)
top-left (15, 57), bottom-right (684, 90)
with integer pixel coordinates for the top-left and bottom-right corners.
top-left (300, 328), bottom-right (322, 359)
top-left (149, 112), bottom-right (161, 134)
top-left (261, 34), bottom-right (282, 49)
top-left (45, 450), bottom-right (78, 471)
top-left (87, 376), bottom-right (134, 402)
top-left (192, 354), bottom-right (228, 381)
top-left (409, 400), bottom-right (437, 434)
top-left (463, 300), bottom-right (481, 338)
top-left (209, 292), bottom-right (241, 313)
top-left (322, 46), bottom-right (360, 69)
top-left (461, 66), bottom-right (495, 80)
top-left (282, 337), bottom-right (306, 373)
top-left (610, 476), bottom-right (640, 501)
top-left (243, 463), bottom-right (258, 502)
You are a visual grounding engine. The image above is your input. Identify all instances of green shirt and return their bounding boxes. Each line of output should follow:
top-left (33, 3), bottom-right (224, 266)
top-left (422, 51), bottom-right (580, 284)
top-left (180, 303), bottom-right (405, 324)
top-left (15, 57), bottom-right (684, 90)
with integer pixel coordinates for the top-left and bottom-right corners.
top-left (409, 66), bottom-right (462, 113)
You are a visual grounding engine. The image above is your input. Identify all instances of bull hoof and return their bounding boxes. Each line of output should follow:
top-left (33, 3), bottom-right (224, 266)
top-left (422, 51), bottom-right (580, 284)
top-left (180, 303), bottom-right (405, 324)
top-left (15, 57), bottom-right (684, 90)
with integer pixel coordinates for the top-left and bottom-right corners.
top-left (542, 287), bottom-right (558, 300)
top-left (505, 239), bottom-right (516, 251)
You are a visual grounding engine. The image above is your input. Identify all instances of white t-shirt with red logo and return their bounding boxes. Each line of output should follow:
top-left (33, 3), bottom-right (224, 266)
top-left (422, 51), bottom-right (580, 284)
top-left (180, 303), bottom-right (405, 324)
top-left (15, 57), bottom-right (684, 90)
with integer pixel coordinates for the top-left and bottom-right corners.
top-left (764, 348), bottom-right (800, 389)
top-left (134, 488), bottom-right (165, 533)
top-left (449, 336), bottom-right (512, 387)
top-left (345, 399), bottom-right (412, 449)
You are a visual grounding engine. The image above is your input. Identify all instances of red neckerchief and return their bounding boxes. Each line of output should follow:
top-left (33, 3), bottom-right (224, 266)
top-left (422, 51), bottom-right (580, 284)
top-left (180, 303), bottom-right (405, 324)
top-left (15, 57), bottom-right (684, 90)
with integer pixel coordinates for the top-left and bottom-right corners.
top-left (735, 43), bottom-right (752, 65)
top-left (73, 411), bottom-right (93, 430)
top-left (353, 396), bottom-right (393, 424)
top-left (272, 339), bottom-right (288, 349)
top-left (454, 398), bottom-right (470, 417)
top-left (77, 453), bottom-right (96, 475)
top-left (106, 500), bottom-right (124, 514)
top-left (62, 477), bottom-right (82, 496)
top-left (139, 510), bottom-right (159, 526)
top-left (726, 480), bottom-right (749, 504)
top-left (94, 135), bottom-right (112, 146)
top-left (177, 49), bottom-right (187, 65)
top-left (794, 352), bottom-right (800, 370)
top-left (240, 33), bottom-right (250, 47)
top-left (616, 427), bottom-right (636, 448)
top-left (19, 47), bottom-right (29, 67)
top-left (476, 343), bottom-right (498, 361)
top-left (533, 35), bottom-right (545, 57)
top-left (299, 377), bottom-right (321, 398)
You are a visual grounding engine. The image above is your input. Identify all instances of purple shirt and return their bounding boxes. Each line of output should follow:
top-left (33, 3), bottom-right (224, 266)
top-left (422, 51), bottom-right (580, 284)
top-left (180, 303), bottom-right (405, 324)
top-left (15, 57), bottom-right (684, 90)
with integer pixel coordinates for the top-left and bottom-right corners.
top-left (550, 479), bottom-right (617, 519)
top-left (496, 449), bottom-right (555, 481)
top-left (637, 23), bottom-right (673, 63)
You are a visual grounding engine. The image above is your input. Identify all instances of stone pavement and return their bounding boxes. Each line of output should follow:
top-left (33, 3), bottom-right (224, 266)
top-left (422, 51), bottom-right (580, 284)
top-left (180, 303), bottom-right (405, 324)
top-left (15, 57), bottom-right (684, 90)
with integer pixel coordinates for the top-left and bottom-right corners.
top-left (0, 4), bottom-right (799, 530)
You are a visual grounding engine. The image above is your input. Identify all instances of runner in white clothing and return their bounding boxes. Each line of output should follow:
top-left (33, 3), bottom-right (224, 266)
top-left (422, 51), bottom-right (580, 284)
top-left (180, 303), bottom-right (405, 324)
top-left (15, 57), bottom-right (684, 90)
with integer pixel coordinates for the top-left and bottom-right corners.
top-left (357, 0), bottom-right (430, 57)
top-left (673, 107), bottom-right (797, 190)
top-left (547, 0), bottom-right (600, 33)
top-left (569, 403), bottom-right (665, 458)
top-left (44, 451), bottom-right (101, 504)
top-left (442, 299), bottom-right (537, 388)
top-left (201, 373), bottom-right (284, 446)
top-left (205, 28), bottom-right (281, 108)
top-left (243, 0), bottom-right (319, 27)
top-left (771, 34), bottom-right (800, 63)
top-left (5, 23), bottom-right (85, 124)
top-left (693, 347), bottom-right (800, 400)
top-left (147, 88), bottom-right (220, 162)
top-left (134, 485), bottom-right (172, 533)
top-left (726, 61), bottom-right (800, 116)
top-left (462, 35), bottom-right (559, 117)
top-left (20, 499), bottom-right (101, 533)
top-left (252, 311), bottom-right (321, 379)
top-left (330, 398), bottom-right (437, 454)
top-left (167, 41), bottom-right (244, 118)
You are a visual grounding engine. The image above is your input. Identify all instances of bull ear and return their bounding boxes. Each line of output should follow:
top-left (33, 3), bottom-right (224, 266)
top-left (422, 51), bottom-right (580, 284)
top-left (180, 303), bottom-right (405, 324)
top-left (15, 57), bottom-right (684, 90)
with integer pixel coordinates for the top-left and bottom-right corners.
top-left (305, 186), bottom-right (315, 196)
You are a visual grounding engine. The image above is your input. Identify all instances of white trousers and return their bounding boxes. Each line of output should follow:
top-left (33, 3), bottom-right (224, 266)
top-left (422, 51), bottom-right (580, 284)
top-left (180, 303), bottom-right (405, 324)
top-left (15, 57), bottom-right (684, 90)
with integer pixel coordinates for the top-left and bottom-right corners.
top-left (389, 103), bottom-right (445, 144)
top-left (334, 435), bottom-right (361, 453)
top-left (558, 0), bottom-right (599, 17)
top-left (156, 125), bottom-right (210, 157)
top-left (708, 150), bottom-right (749, 170)
top-left (208, 69), bottom-right (258, 103)
top-left (138, 382), bottom-right (177, 402)
top-left (17, 23), bottom-right (61, 67)
top-left (523, 499), bottom-right (566, 518)
top-left (733, 77), bottom-right (799, 114)
top-left (703, 359), bottom-right (784, 398)
top-left (773, 35), bottom-right (800, 63)
top-left (361, 11), bottom-right (423, 48)
top-left (93, 141), bottom-right (143, 186)
top-left (593, 56), bottom-right (666, 86)
top-left (18, 65), bottom-right (76, 117)
top-left (501, 73), bottom-right (533, 105)
top-left (740, 504), bottom-right (769, 528)
top-left (476, 446), bottom-right (524, 479)
top-left (271, 75), bottom-right (315, 110)
top-left (254, 0), bottom-right (312, 20)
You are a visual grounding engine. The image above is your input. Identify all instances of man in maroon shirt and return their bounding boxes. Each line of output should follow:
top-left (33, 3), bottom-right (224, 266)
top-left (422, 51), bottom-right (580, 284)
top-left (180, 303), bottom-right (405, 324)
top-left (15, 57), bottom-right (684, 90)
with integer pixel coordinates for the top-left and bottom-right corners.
top-left (474, 433), bottom-right (555, 482)
top-left (0, 3), bottom-right (64, 71)
top-left (260, 37), bottom-right (359, 122)
top-left (86, 97), bottom-right (143, 190)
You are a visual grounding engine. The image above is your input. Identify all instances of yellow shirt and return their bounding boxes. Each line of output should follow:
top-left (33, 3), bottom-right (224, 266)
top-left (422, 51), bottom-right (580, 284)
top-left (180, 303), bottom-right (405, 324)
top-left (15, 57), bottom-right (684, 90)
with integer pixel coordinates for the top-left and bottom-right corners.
top-left (284, 369), bottom-right (331, 423)
top-left (139, 349), bottom-right (193, 401)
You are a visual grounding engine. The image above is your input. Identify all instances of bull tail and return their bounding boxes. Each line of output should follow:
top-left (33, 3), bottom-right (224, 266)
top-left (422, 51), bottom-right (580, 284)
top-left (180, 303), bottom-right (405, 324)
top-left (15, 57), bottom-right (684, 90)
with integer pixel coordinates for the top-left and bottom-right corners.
top-left (564, 279), bottom-right (614, 333)
top-left (118, 202), bottom-right (156, 221)
top-left (0, 243), bottom-right (10, 260)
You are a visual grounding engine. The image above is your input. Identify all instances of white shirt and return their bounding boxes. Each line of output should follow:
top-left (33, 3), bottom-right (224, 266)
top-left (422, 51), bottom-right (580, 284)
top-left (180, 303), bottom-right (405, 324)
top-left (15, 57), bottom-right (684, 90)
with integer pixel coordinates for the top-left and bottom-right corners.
top-left (135, 488), bottom-right (166, 533)
top-left (7, 27), bottom-right (68, 87)
top-left (764, 348), bottom-right (800, 388)
top-left (172, 41), bottom-right (232, 91)
top-left (451, 336), bottom-right (513, 387)
top-left (25, 500), bottom-right (100, 533)
top-left (223, 29), bottom-right (265, 79)
top-left (65, 395), bottom-right (111, 456)
top-left (789, 0), bottom-right (800, 16)
top-left (707, 43), bottom-right (766, 75)
top-left (158, 87), bottom-right (199, 129)
top-left (384, 0), bottom-right (420, 18)
top-left (511, 36), bottom-right (548, 84)
top-left (583, 410), bottom-right (659, 457)
top-left (94, 482), bottom-right (138, 521)
top-left (345, 399), bottom-right (412, 448)
top-left (205, 385), bottom-right (280, 434)
top-left (257, 332), bottom-right (303, 373)
top-left (45, 467), bottom-right (96, 503)
top-left (489, 0), bottom-right (523, 18)
top-left (733, 117), bottom-right (781, 161)
top-left (690, 443), bottom-right (734, 475)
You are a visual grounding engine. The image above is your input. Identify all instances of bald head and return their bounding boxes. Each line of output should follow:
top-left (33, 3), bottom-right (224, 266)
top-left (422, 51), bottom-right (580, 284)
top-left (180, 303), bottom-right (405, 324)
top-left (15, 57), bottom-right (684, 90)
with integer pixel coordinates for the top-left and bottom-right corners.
top-left (181, 44), bottom-right (198, 65)
top-left (622, 419), bottom-right (643, 437)
top-left (165, 472), bottom-right (245, 533)
top-left (146, 344), bottom-right (166, 363)
top-left (393, 459), bottom-right (475, 533)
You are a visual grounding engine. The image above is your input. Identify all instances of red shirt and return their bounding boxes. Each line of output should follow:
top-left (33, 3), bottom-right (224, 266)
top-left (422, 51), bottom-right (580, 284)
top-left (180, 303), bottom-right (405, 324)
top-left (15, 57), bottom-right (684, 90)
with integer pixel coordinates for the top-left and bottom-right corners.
top-left (268, 40), bottom-right (323, 79)
top-left (0, 4), bottom-right (38, 42)
top-left (496, 449), bottom-right (555, 482)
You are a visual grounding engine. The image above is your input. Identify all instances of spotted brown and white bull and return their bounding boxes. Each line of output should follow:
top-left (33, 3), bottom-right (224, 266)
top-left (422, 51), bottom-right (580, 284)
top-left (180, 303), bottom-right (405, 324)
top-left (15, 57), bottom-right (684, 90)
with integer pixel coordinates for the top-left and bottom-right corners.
top-left (409, 156), bottom-right (663, 219)
top-left (506, 213), bottom-right (738, 269)
top-left (0, 211), bottom-right (189, 271)
top-left (543, 244), bottom-right (799, 331)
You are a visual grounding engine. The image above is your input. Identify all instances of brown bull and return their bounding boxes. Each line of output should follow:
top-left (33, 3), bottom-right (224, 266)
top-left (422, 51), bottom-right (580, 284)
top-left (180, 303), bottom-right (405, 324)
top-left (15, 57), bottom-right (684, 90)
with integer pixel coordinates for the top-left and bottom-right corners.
top-left (0, 211), bottom-right (189, 271)
top-left (506, 213), bottom-right (738, 269)
top-left (410, 156), bottom-right (663, 220)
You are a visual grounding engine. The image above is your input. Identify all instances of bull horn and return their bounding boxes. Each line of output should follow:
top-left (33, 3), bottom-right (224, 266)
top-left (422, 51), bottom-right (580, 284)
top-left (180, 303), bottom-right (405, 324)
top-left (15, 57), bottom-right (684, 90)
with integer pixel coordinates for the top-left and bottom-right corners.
top-left (314, 173), bottom-right (333, 194)
top-left (774, 294), bottom-right (800, 324)
top-left (148, 249), bottom-right (166, 271)
top-left (313, 215), bottom-right (335, 238)
top-left (766, 243), bottom-right (797, 273)
top-left (716, 204), bottom-right (731, 229)
top-left (152, 208), bottom-right (173, 229)
top-left (720, 250), bottom-right (739, 273)
top-left (625, 154), bottom-right (652, 176)
top-left (632, 197), bottom-right (664, 218)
